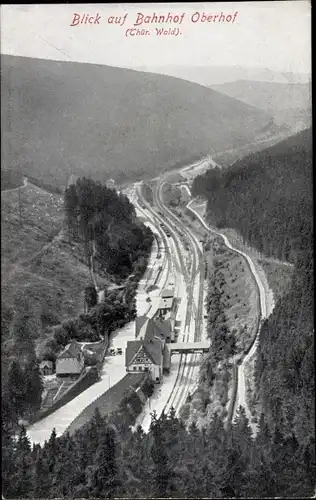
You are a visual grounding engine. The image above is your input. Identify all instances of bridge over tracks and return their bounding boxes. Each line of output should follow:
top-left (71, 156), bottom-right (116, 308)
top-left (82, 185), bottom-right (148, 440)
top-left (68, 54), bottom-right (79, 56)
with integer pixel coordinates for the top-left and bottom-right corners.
top-left (167, 341), bottom-right (209, 355)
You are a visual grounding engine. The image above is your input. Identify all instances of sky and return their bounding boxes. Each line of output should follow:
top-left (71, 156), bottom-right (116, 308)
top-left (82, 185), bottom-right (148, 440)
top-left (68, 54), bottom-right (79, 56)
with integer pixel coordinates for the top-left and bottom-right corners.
top-left (0, 2), bottom-right (311, 74)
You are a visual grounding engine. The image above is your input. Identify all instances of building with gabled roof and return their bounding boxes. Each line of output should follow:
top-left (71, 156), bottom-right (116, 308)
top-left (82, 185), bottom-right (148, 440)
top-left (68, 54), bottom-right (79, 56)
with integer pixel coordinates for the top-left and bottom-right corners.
top-left (125, 338), bottom-right (163, 383)
top-left (136, 316), bottom-right (174, 343)
top-left (56, 340), bottom-right (84, 377)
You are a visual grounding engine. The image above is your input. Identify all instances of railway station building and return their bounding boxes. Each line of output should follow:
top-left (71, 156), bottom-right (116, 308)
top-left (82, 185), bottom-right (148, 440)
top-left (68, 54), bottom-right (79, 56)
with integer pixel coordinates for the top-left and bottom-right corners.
top-left (125, 338), bottom-right (163, 383)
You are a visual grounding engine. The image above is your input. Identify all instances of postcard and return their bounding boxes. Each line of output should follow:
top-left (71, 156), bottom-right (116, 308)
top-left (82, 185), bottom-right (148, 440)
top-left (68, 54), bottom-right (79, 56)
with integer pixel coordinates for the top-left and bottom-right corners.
top-left (1, 2), bottom-right (313, 499)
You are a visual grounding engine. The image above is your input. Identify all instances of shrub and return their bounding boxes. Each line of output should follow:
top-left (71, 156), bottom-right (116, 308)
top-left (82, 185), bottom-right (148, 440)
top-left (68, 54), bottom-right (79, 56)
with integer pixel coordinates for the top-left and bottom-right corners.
top-left (179, 403), bottom-right (190, 421)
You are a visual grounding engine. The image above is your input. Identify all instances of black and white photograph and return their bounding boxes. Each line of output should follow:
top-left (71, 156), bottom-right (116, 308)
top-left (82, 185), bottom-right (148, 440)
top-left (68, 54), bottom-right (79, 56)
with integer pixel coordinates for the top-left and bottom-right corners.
top-left (1, 1), bottom-right (313, 498)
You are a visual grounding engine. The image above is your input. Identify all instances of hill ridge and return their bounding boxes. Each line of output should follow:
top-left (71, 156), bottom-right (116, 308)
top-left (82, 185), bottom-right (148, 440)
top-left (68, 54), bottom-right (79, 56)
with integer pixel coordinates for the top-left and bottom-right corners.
top-left (2, 54), bottom-right (275, 189)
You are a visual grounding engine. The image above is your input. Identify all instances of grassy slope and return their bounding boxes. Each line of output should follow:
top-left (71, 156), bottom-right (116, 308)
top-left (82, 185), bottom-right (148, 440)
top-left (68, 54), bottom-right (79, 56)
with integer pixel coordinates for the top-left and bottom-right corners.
top-left (1, 182), bottom-right (109, 345)
top-left (1, 181), bottom-right (112, 392)
top-left (66, 373), bottom-right (145, 435)
top-left (1, 183), bottom-right (63, 269)
top-left (1, 55), bottom-right (274, 189)
top-left (210, 80), bottom-right (311, 129)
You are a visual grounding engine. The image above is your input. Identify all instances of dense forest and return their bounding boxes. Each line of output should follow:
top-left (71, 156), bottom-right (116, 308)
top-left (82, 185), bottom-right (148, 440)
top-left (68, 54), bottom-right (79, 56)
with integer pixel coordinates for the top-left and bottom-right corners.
top-left (65, 178), bottom-right (153, 277)
top-left (2, 406), bottom-right (315, 498)
top-left (191, 127), bottom-right (314, 495)
top-left (192, 128), bottom-right (312, 262)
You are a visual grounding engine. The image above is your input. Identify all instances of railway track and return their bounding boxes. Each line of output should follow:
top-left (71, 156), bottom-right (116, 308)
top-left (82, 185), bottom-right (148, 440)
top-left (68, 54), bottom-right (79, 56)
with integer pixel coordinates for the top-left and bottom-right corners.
top-left (134, 194), bottom-right (175, 303)
top-left (155, 184), bottom-right (198, 329)
top-left (136, 185), bottom-right (195, 412)
top-left (135, 180), bottom-right (209, 418)
top-left (164, 223), bottom-right (205, 414)
top-left (151, 179), bottom-right (206, 415)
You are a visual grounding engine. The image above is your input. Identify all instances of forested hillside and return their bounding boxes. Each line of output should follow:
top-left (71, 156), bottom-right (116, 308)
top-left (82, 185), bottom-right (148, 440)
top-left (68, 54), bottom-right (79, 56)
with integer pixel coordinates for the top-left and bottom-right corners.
top-left (192, 128), bottom-right (312, 262)
top-left (191, 127), bottom-right (314, 494)
top-left (1, 55), bottom-right (274, 189)
top-left (2, 178), bottom-right (153, 431)
top-left (256, 231), bottom-right (314, 444)
top-left (2, 131), bottom-right (314, 497)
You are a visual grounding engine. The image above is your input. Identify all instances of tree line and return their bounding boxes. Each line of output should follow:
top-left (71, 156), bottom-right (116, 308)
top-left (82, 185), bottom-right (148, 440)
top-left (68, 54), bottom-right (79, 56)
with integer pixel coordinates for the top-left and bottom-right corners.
top-left (2, 405), bottom-right (314, 498)
top-left (2, 315), bottom-right (43, 432)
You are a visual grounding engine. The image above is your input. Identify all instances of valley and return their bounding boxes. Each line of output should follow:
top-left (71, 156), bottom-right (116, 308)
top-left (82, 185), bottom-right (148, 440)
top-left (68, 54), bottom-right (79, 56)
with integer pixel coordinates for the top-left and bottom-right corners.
top-left (1, 50), bottom-right (313, 498)
top-left (20, 154), bottom-right (279, 444)
top-left (2, 132), bottom-right (314, 498)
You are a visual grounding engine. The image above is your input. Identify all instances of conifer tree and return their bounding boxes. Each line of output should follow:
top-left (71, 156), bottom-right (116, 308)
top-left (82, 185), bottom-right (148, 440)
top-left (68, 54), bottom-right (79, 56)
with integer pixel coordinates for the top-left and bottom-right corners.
top-left (93, 425), bottom-right (119, 498)
top-left (24, 353), bottom-right (43, 414)
top-left (150, 412), bottom-right (170, 498)
top-left (7, 359), bottom-right (26, 421)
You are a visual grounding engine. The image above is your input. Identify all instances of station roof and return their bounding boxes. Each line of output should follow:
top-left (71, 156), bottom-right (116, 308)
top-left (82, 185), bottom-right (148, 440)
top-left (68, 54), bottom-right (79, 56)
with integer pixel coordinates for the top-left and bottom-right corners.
top-left (161, 288), bottom-right (175, 298)
top-left (136, 316), bottom-right (171, 341)
top-left (57, 341), bottom-right (82, 360)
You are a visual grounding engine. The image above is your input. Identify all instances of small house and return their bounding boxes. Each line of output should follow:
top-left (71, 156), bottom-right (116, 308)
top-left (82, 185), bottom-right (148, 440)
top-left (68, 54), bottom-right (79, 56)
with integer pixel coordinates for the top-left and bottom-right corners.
top-left (157, 296), bottom-right (174, 317)
top-left (56, 341), bottom-right (84, 377)
top-left (39, 360), bottom-right (54, 376)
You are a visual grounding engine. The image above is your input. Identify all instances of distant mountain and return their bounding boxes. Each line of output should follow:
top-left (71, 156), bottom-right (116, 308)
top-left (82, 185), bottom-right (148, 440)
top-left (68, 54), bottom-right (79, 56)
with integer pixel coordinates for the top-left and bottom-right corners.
top-left (134, 65), bottom-right (311, 86)
top-left (209, 80), bottom-right (311, 131)
top-left (1, 55), bottom-right (276, 189)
